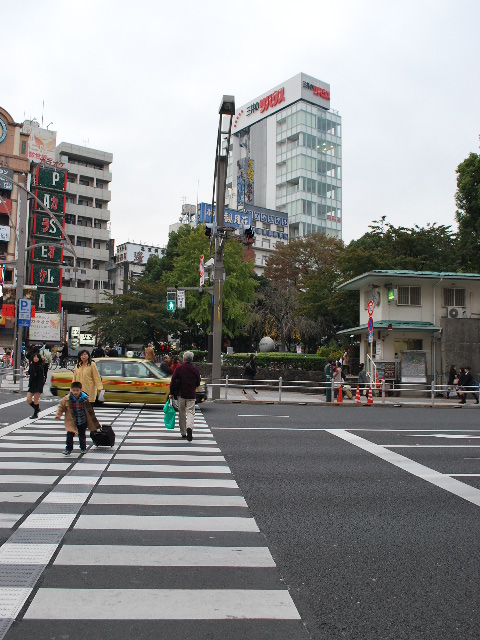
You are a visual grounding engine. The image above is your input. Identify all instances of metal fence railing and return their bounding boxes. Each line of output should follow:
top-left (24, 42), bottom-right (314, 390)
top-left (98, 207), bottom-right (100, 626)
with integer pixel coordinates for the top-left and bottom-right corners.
top-left (207, 376), bottom-right (479, 404)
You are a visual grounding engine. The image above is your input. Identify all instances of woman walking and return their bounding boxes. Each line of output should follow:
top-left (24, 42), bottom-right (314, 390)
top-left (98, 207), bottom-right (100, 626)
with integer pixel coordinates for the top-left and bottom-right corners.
top-left (26, 352), bottom-right (45, 419)
top-left (73, 349), bottom-right (104, 402)
top-left (243, 353), bottom-right (258, 394)
top-left (446, 364), bottom-right (457, 399)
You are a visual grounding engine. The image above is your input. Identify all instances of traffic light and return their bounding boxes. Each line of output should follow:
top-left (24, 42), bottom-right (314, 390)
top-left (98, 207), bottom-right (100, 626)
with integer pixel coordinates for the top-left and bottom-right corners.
top-left (167, 291), bottom-right (176, 312)
top-left (205, 224), bottom-right (214, 238)
top-left (242, 224), bottom-right (255, 243)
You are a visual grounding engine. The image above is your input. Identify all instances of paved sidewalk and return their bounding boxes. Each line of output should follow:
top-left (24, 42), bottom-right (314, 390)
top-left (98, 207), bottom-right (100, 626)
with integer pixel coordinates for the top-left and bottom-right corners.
top-left (217, 385), bottom-right (480, 408)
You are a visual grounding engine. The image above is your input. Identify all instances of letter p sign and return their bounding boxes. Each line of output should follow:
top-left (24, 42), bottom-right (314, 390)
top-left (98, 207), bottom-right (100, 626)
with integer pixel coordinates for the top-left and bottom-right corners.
top-left (52, 172), bottom-right (60, 186)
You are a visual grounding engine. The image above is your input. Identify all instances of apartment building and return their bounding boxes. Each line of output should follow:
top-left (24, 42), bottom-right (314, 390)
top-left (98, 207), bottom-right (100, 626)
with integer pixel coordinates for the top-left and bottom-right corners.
top-left (56, 143), bottom-right (113, 330)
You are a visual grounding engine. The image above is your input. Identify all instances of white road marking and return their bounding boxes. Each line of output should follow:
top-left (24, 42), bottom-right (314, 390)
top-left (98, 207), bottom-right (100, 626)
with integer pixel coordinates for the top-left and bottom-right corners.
top-left (55, 545), bottom-right (274, 567)
top-left (75, 514), bottom-right (259, 532)
top-left (25, 588), bottom-right (300, 620)
top-left (328, 429), bottom-right (480, 507)
top-left (89, 493), bottom-right (247, 507)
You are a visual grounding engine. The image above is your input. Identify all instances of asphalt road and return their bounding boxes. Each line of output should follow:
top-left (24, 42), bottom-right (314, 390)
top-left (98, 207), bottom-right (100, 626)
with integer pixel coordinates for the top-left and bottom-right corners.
top-left (203, 403), bottom-right (480, 639)
top-left (0, 394), bottom-right (479, 639)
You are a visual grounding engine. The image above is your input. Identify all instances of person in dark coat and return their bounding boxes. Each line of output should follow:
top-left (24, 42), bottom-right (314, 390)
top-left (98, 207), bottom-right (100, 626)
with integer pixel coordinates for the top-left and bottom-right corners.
top-left (168, 351), bottom-right (200, 441)
top-left (446, 364), bottom-right (457, 399)
top-left (458, 366), bottom-right (479, 404)
top-left (243, 353), bottom-right (258, 394)
top-left (26, 352), bottom-right (45, 419)
top-left (60, 342), bottom-right (69, 368)
top-left (91, 342), bottom-right (105, 359)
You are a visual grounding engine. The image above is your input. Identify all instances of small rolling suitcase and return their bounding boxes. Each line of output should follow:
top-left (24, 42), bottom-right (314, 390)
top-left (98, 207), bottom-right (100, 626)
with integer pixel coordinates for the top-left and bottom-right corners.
top-left (90, 424), bottom-right (115, 447)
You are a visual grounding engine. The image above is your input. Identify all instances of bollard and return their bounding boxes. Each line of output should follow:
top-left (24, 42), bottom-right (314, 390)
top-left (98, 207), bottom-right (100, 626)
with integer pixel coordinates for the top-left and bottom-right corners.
top-left (382, 379), bottom-right (385, 404)
top-left (431, 381), bottom-right (435, 405)
top-left (279, 376), bottom-right (282, 402)
top-left (225, 375), bottom-right (229, 400)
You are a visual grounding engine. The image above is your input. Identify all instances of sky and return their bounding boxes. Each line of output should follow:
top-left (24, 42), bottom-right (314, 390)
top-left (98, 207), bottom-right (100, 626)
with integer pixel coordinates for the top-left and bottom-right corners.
top-left (4, 0), bottom-right (480, 246)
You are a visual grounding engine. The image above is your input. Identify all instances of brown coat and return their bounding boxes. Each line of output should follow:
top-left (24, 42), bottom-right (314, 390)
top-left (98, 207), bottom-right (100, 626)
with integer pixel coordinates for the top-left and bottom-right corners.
top-left (56, 394), bottom-right (101, 434)
top-left (144, 346), bottom-right (155, 362)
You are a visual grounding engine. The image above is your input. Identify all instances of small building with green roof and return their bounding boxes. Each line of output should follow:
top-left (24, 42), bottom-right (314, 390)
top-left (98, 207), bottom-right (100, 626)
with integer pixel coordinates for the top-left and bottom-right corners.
top-left (337, 270), bottom-right (480, 386)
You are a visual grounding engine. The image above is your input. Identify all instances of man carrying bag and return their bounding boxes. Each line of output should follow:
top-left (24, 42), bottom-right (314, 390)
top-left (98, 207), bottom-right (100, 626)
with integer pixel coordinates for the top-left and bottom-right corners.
top-left (169, 351), bottom-right (200, 441)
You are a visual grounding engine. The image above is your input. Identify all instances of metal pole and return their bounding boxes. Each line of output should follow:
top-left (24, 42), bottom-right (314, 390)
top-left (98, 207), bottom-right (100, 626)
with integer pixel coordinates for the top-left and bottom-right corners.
top-left (210, 155), bottom-right (227, 400)
top-left (279, 376), bottom-right (282, 402)
top-left (13, 175), bottom-right (28, 386)
top-left (225, 374), bottom-right (228, 400)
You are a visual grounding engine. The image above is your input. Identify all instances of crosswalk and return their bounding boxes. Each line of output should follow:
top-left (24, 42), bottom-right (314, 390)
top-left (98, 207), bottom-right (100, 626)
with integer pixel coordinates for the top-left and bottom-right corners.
top-left (0, 406), bottom-right (306, 639)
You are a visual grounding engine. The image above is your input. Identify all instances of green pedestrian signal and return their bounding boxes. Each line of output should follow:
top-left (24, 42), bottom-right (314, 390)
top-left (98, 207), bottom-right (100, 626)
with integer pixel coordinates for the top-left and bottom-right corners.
top-left (167, 291), bottom-right (176, 312)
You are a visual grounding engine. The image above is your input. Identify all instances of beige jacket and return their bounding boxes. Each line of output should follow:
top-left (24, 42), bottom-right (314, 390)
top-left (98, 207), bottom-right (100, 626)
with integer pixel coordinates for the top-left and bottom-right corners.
top-left (72, 362), bottom-right (103, 401)
top-left (56, 394), bottom-right (101, 434)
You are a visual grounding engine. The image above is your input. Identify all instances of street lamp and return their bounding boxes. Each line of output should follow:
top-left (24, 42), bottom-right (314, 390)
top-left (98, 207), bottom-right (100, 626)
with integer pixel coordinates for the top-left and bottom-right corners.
top-left (209, 95), bottom-right (235, 399)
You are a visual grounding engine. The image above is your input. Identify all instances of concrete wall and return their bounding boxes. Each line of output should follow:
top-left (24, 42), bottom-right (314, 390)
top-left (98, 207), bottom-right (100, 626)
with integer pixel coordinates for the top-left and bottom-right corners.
top-left (440, 318), bottom-right (480, 375)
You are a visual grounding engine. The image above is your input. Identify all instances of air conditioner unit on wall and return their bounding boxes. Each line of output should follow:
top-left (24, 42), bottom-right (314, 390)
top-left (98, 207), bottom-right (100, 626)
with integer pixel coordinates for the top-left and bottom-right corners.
top-left (447, 307), bottom-right (462, 319)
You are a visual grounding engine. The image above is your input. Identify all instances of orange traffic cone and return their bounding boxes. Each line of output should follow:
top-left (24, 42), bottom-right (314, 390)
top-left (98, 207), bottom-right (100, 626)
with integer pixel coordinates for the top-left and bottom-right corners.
top-left (355, 386), bottom-right (361, 404)
top-left (366, 387), bottom-right (373, 406)
top-left (375, 371), bottom-right (380, 389)
top-left (337, 386), bottom-right (343, 403)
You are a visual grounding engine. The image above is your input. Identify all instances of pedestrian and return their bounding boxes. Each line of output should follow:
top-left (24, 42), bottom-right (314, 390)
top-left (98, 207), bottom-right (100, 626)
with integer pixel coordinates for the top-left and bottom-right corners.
top-left (73, 349), bottom-right (104, 403)
top-left (42, 345), bottom-right (52, 382)
top-left (342, 350), bottom-right (350, 375)
top-left (159, 355), bottom-right (172, 375)
top-left (91, 342), bottom-right (105, 359)
top-left (324, 359), bottom-right (333, 402)
top-left (333, 361), bottom-right (342, 399)
top-left (458, 366), bottom-right (479, 404)
top-left (26, 352), bottom-right (45, 419)
top-left (242, 353), bottom-right (258, 394)
top-left (446, 364), bottom-right (457, 399)
top-left (358, 363), bottom-right (367, 398)
top-left (144, 343), bottom-right (156, 363)
top-left (169, 351), bottom-right (201, 441)
top-left (106, 345), bottom-right (118, 357)
top-left (60, 342), bottom-right (69, 368)
top-left (170, 355), bottom-right (181, 372)
top-left (56, 381), bottom-right (101, 456)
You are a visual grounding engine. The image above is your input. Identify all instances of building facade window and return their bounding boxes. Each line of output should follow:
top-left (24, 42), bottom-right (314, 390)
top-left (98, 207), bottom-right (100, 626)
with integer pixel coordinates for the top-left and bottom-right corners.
top-left (397, 286), bottom-right (422, 306)
top-left (443, 288), bottom-right (465, 307)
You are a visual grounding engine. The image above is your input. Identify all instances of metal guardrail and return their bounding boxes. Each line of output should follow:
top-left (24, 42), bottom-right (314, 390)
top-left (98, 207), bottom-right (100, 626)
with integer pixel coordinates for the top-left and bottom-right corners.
top-left (206, 376), bottom-right (479, 404)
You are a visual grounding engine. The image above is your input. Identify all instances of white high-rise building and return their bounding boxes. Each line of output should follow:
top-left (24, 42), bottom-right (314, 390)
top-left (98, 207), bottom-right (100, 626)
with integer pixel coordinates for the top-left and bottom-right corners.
top-left (227, 72), bottom-right (342, 240)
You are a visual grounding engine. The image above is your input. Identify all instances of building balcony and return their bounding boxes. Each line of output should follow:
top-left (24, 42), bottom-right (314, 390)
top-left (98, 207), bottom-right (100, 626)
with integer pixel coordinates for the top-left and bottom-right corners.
top-left (65, 182), bottom-right (111, 202)
top-left (64, 222), bottom-right (111, 242)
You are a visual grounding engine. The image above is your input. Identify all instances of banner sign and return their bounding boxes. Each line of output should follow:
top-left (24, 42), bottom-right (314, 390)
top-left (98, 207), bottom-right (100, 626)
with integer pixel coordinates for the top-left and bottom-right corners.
top-left (0, 198), bottom-right (12, 215)
top-left (0, 168), bottom-right (13, 191)
top-left (31, 243), bottom-right (63, 263)
top-left (35, 290), bottom-right (61, 313)
top-left (34, 190), bottom-right (66, 215)
top-left (32, 213), bottom-right (64, 239)
top-left (31, 265), bottom-right (61, 288)
top-left (34, 165), bottom-right (67, 192)
top-left (28, 312), bottom-right (61, 342)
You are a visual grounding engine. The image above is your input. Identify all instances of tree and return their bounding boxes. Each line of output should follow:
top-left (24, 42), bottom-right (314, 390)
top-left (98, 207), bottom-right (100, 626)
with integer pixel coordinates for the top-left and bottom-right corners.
top-left (455, 152), bottom-right (480, 272)
top-left (88, 278), bottom-right (182, 348)
top-left (163, 227), bottom-right (257, 340)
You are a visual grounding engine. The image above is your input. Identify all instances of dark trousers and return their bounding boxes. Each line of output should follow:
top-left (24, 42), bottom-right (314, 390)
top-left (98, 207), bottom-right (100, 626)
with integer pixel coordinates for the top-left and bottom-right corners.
top-left (66, 422), bottom-right (87, 451)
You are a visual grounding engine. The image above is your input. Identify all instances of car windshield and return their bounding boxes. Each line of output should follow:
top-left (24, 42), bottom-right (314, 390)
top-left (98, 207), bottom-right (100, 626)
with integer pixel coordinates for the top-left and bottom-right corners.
top-left (147, 362), bottom-right (170, 378)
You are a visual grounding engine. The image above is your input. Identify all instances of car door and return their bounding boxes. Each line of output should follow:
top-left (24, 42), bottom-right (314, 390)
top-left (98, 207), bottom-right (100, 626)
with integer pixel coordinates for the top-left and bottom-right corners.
top-left (95, 359), bottom-right (125, 402)
top-left (123, 361), bottom-right (169, 403)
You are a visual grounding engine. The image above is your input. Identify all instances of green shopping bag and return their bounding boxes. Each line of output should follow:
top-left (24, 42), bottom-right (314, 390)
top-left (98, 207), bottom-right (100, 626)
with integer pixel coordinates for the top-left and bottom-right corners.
top-left (163, 400), bottom-right (176, 430)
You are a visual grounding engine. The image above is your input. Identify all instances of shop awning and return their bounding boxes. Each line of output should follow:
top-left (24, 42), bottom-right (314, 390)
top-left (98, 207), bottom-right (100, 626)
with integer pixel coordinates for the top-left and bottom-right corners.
top-left (337, 320), bottom-right (442, 336)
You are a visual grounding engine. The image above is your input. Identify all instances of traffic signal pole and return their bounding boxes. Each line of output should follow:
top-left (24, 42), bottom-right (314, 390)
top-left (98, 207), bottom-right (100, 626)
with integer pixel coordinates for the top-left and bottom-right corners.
top-left (211, 155), bottom-right (227, 400)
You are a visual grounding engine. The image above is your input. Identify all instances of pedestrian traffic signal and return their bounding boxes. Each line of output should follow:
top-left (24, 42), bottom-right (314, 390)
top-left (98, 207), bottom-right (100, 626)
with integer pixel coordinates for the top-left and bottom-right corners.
top-left (166, 291), bottom-right (176, 312)
top-left (242, 224), bottom-right (255, 243)
top-left (205, 224), bottom-right (214, 238)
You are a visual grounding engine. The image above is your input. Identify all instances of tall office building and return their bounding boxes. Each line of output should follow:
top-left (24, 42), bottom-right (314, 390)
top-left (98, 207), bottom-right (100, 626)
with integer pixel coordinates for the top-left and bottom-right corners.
top-left (226, 72), bottom-right (342, 240)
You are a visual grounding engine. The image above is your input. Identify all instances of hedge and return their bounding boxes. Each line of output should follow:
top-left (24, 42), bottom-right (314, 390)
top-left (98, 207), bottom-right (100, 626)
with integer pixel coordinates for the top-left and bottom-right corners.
top-left (222, 353), bottom-right (329, 371)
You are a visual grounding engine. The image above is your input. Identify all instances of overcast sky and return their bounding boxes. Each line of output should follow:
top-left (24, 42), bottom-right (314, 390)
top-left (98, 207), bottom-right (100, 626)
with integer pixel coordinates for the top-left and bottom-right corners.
top-left (4, 0), bottom-right (479, 246)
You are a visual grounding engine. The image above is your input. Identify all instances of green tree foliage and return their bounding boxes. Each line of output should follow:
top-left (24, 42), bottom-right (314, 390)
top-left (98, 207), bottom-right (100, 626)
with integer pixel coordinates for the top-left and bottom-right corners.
top-left (265, 232), bottom-right (355, 341)
top-left (88, 279), bottom-right (181, 348)
top-left (163, 227), bottom-right (257, 339)
top-left (455, 152), bottom-right (480, 272)
top-left (341, 216), bottom-right (459, 278)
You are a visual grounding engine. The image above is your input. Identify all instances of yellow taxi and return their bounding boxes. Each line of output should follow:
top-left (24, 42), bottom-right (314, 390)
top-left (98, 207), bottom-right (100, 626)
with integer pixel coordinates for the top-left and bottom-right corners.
top-left (50, 357), bottom-right (207, 405)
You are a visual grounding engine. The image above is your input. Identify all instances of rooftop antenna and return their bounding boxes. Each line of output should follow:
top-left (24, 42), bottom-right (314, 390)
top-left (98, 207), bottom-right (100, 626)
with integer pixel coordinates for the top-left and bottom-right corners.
top-left (83, 138), bottom-right (90, 147)
top-left (41, 100), bottom-right (44, 127)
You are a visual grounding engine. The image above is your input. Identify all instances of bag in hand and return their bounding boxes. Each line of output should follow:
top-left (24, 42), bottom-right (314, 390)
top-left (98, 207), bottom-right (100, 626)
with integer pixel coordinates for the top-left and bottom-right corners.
top-left (163, 400), bottom-right (176, 430)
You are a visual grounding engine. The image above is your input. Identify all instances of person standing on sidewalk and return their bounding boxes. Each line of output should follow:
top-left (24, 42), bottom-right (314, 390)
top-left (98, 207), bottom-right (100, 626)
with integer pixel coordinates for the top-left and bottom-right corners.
top-left (458, 366), bottom-right (479, 404)
top-left (56, 381), bottom-right (101, 455)
top-left (73, 350), bottom-right (104, 403)
top-left (26, 352), bottom-right (45, 419)
top-left (445, 364), bottom-right (457, 399)
top-left (42, 345), bottom-right (52, 382)
top-left (243, 354), bottom-right (258, 394)
top-left (169, 351), bottom-right (200, 441)
top-left (144, 343), bottom-right (156, 363)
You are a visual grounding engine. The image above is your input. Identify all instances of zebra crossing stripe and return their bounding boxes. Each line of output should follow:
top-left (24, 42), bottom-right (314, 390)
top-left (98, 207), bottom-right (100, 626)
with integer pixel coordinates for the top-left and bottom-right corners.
top-left (0, 406), bottom-right (302, 634)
